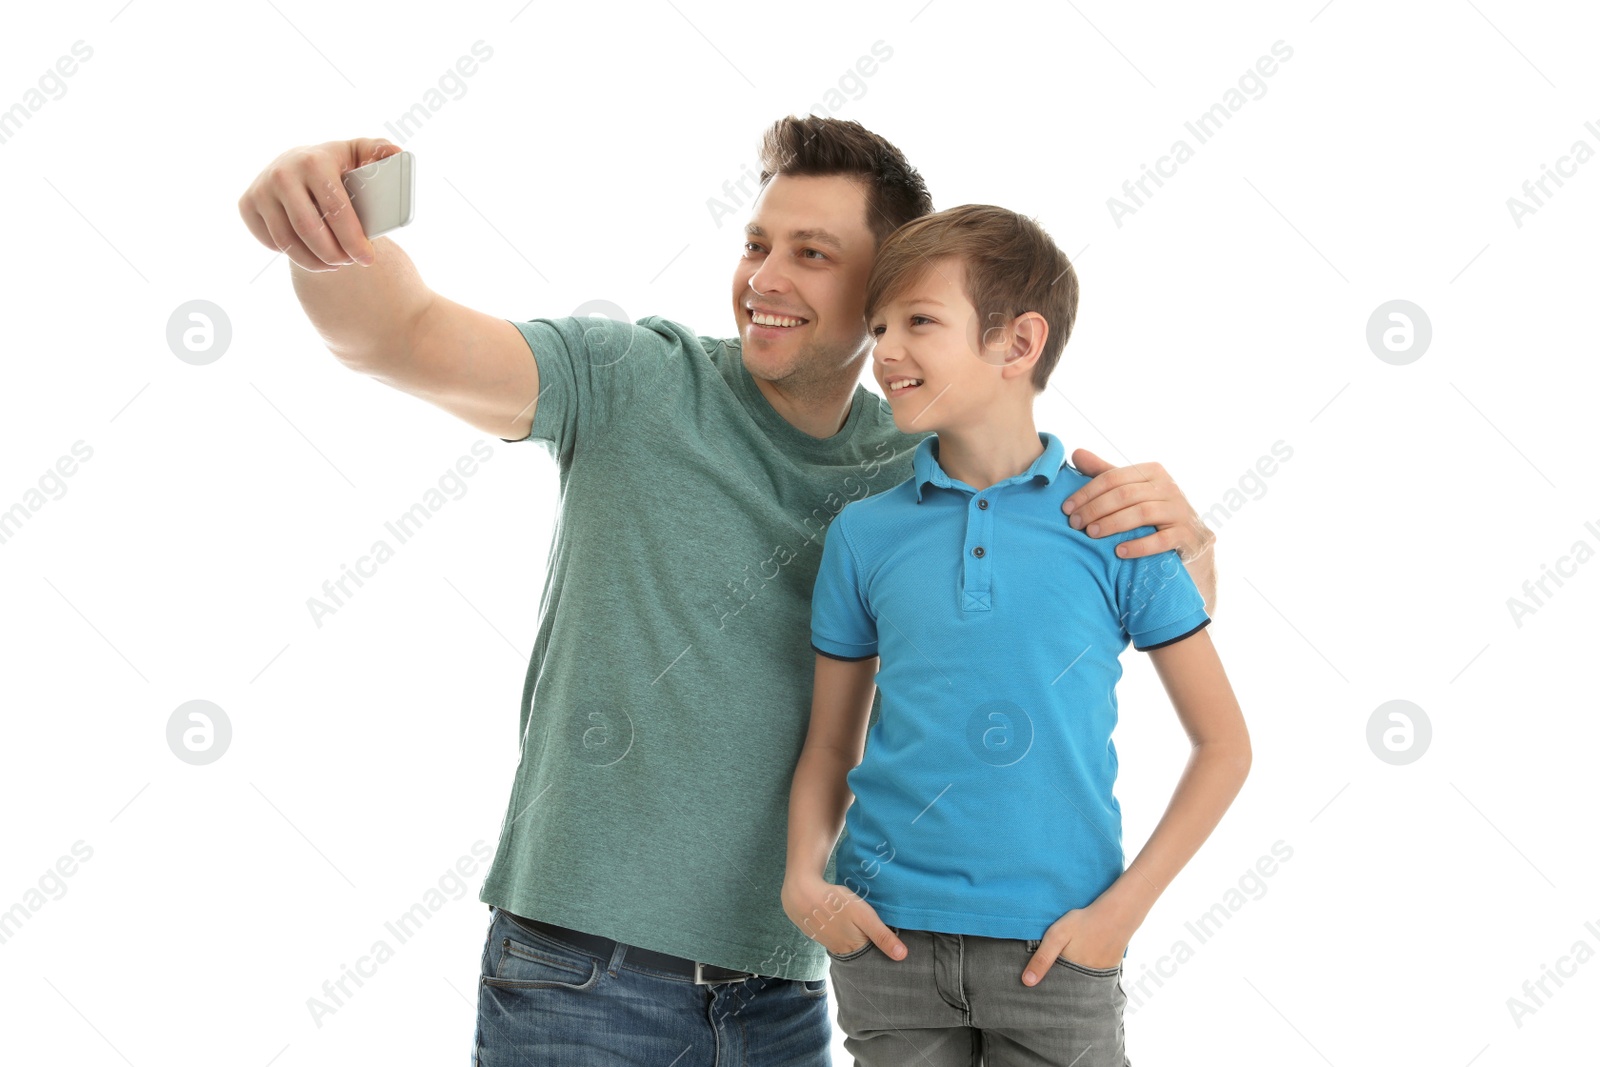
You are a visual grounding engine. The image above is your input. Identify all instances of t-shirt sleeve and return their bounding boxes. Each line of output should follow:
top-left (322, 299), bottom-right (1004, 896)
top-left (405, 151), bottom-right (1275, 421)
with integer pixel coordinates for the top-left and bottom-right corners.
top-left (810, 511), bottom-right (879, 662)
top-left (498, 315), bottom-right (678, 465)
top-left (1114, 535), bottom-right (1211, 651)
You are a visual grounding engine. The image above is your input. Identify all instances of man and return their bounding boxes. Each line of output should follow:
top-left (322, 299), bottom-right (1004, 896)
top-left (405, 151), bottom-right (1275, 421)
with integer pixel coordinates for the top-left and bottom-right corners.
top-left (238, 115), bottom-right (1218, 1065)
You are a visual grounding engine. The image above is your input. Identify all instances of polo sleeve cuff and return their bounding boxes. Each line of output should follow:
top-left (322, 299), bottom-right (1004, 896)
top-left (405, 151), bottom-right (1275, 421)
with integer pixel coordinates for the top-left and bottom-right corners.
top-left (1132, 613), bottom-right (1211, 652)
top-left (811, 636), bottom-right (878, 662)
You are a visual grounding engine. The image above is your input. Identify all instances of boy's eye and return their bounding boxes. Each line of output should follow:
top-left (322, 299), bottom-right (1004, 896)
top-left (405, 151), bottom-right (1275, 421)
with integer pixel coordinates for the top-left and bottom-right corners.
top-left (869, 315), bottom-right (933, 337)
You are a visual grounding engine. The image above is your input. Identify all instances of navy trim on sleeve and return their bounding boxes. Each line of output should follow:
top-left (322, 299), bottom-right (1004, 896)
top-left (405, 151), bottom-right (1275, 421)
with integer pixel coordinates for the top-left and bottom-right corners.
top-left (1135, 617), bottom-right (1211, 652)
top-left (811, 641), bottom-right (877, 662)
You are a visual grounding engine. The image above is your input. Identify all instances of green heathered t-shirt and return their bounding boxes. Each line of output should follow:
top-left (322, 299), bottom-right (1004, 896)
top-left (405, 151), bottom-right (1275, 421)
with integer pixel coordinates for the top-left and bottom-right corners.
top-left (481, 313), bottom-right (930, 981)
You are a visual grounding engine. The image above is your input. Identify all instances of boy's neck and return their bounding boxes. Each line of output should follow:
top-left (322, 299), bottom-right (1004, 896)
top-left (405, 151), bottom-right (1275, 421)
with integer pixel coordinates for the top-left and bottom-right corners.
top-left (933, 413), bottom-right (1045, 491)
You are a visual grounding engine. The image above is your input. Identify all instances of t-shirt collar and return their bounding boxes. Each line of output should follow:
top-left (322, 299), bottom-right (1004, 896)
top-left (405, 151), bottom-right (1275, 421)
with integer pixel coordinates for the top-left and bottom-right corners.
top-left (913, 430), bottom-right (1066, 502)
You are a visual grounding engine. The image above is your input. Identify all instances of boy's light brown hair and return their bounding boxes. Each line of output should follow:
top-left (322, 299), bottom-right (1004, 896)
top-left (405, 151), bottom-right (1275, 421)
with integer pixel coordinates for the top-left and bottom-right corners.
top-left (864, 204), bottom-right (1079, 392)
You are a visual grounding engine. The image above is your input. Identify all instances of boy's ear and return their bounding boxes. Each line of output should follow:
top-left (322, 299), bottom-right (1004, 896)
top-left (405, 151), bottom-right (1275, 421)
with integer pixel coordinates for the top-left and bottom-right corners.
top-left (1003, 312), bottom-right (1049, 380)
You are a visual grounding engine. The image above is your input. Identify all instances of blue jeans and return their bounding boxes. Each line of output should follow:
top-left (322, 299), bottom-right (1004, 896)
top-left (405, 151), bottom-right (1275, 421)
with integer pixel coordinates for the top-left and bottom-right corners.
top-left (473, 905), bottom-right (833, 1066)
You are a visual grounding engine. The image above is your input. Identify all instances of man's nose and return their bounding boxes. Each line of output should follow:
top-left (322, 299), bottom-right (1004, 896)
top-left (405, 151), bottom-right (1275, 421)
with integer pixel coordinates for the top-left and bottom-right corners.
top-left (748, 258), bottom-right (790, 294)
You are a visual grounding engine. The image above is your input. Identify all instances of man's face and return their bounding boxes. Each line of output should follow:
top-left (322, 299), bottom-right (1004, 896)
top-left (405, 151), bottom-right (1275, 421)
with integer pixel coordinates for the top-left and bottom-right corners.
top-left (731, 173), bottom-right (878, 384)
top-left (868, 256), bottom-right (1000, 434)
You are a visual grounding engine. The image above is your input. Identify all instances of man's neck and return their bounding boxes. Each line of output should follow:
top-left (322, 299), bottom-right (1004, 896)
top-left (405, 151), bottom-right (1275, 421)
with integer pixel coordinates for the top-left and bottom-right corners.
top-left (752, 370), bottom-right (860, 440)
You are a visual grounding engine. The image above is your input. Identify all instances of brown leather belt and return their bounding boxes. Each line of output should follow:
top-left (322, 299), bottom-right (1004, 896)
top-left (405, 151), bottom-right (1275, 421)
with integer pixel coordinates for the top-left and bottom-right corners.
top-left (501, 910), bottom-right (759, 985)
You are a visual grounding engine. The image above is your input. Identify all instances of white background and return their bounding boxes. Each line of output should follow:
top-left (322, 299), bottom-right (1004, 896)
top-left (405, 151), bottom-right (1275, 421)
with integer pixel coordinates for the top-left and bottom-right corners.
top-left (1, 1), bottom-right (1596, 1064)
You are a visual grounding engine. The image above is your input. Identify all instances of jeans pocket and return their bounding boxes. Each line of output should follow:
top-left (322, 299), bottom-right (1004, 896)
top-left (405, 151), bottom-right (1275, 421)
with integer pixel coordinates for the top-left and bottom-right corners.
top-left (1054, 956), bottom-right (1122, 979)
top-left (484, 909), bottom-right (601, 991)
top-left (826, 939), bottom-right (876, 962)
top-left (1025, 938), bottom-right (1121, 978)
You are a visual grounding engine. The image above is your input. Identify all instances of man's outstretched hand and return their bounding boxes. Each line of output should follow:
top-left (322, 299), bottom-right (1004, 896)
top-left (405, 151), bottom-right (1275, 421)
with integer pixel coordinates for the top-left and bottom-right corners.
top-left (1062, 449), bottom-right (1218, 611)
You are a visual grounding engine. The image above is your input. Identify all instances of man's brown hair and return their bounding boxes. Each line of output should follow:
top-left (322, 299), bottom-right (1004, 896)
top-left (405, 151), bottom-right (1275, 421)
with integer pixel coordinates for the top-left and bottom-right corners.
top-left (864, 204), bottom-right (1079, 393)
top-left (757, 115), bottom-right (934, 249)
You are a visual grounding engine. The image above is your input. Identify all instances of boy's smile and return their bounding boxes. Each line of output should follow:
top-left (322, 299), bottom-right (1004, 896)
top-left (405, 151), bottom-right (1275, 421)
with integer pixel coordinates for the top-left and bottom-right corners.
top-left (870, 255), bottom-right (988, 431)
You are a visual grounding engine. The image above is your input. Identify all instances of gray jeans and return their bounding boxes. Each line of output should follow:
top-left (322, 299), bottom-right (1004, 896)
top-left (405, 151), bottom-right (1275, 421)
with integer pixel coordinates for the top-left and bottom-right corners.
top-left (826, 926), bottom-right (1130, 1067)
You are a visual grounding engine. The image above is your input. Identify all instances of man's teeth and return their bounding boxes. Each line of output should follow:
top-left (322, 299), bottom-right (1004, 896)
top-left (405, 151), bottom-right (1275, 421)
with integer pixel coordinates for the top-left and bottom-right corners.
top-left (889, 378), bottom-right (924, 391)
top-left (752, 311), bottom-right (805, 327)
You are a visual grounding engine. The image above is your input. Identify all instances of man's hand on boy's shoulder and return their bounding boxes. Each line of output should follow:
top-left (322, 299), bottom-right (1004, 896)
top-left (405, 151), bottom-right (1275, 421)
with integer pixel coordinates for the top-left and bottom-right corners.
top-left (1062, 448), bottom-right (1216, 564)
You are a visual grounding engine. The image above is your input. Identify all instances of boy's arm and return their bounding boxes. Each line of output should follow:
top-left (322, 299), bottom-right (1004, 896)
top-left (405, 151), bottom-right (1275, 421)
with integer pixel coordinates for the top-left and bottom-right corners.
top-left (781, 652), bottom-right (908, 960)
top-left (1183, 549), bottom-right (1217, 620)
top-left (1103, 627), bottom-right (1250, 928)
top-left (784, 653), bottom-right (878, 884)
top-left (1024, 627), bottom-right (1249, 983)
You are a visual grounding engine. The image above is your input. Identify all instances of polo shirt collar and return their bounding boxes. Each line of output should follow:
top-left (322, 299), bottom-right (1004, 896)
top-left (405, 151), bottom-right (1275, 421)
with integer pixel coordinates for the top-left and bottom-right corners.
top-left (913, 431), bottom-right (1067, 502)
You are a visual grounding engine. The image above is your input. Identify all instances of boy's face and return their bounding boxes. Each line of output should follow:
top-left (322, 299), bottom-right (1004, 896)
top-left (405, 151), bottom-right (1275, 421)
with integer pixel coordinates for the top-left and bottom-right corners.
top-left (731, 173), bottom-right (878, 384)
top-left (869, 256), bottom-right (1003, 433)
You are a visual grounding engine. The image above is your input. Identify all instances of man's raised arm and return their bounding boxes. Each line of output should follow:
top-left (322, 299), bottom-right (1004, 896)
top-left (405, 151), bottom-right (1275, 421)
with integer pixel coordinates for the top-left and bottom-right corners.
top-left (237, 138), bottom-right (539, 441)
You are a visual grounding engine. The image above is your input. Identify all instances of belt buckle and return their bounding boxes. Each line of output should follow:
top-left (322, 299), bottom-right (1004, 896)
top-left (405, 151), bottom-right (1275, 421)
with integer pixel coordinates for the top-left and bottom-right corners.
top-left (693, 960), bottom-right (748, 986)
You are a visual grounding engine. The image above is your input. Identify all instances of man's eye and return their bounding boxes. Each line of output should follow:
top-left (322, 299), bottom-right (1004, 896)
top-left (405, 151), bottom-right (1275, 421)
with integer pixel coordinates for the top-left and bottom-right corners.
top-left (744, 241), bottom-right (764, 253)
top-left (801, 248), bottom-right (827, 260)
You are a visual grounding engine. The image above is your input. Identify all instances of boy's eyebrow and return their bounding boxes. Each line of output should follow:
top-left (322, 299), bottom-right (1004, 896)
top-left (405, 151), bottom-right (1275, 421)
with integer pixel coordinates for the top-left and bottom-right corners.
top-left (744, 223), bottom-right (845, 253)
top-left (869, 296), bottom-right (946, 323)
top-left (876, 297), bottom-right (945, 312)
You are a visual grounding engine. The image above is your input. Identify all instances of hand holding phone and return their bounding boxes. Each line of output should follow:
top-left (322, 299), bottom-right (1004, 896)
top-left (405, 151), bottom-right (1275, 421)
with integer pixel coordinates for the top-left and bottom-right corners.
top-left (237, 138), bottom-right (413, 271)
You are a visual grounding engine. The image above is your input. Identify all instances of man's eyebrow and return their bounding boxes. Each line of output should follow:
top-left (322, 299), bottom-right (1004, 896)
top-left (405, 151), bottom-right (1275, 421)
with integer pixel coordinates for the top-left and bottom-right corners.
top-left (744, 223), bottom-right (846, 253)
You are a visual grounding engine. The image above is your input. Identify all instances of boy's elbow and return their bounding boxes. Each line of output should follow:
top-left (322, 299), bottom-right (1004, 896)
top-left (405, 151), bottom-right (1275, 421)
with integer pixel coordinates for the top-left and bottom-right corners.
top-left (1199, 733), bottom-right (1251, 778)
top-left (1229, 734), bottom-right (1252, 779)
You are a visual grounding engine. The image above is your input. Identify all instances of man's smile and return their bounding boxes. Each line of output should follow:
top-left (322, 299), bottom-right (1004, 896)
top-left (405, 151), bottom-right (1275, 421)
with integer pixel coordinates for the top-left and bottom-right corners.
top-left (746, 305), bottom-right (810, 335)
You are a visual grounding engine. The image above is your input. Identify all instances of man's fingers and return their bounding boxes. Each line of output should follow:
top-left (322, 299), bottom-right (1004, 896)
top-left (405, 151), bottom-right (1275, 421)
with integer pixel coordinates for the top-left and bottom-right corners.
top-left (1114, 524), bottom-right (1182, 559)
top-left (1062, 457), bottom-right (1142, 516)
top-left (1066, 482), bottom-right (1153, 532)
top-left (275, 179), bottom-right (353, 267)
top-left (259, 201), bottom-right (328, 273)
top-left (1069, 447), bottom-right (1113, 476)
top-left (310, 171), bottom-right (375, 265)
top-left (349, 137), bottom-right (401, 169)
top-left (1067, 483), bottom-right (1186, 540)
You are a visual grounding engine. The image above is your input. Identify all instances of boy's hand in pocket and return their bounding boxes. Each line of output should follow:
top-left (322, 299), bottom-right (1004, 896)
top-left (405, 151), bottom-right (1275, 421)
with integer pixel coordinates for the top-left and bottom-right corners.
top-left (1023, 902), bottom-right (1135, 985)
top-left (782, 876), bottom-right (907, 960)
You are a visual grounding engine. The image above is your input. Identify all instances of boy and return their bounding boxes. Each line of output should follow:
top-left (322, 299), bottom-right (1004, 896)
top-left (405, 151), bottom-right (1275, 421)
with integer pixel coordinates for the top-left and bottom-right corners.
top-left (782, 204), bottom-right (1250, 1066)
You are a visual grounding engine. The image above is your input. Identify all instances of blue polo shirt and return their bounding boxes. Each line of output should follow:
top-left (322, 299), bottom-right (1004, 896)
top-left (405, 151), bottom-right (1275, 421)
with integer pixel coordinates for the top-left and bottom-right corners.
top-left (809, 430), bottom-right (1210, 940)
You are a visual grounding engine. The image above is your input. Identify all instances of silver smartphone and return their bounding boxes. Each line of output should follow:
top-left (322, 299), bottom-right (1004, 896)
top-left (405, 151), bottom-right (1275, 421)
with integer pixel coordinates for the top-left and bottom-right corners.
top-left (343, 150), bottom-right (415, 240)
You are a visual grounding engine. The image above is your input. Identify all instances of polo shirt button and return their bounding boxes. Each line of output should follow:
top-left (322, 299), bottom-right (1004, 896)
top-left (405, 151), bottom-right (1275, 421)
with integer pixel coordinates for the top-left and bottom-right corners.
top-left (977, 499), bottom-right (988, 509)
top-left (973, 546), bottom-right (985, 557)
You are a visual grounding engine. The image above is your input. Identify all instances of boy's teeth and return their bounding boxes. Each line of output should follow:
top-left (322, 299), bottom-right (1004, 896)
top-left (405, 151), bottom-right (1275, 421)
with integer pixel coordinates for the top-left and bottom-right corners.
top-left (890, 378), bottom-right (923, 391)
